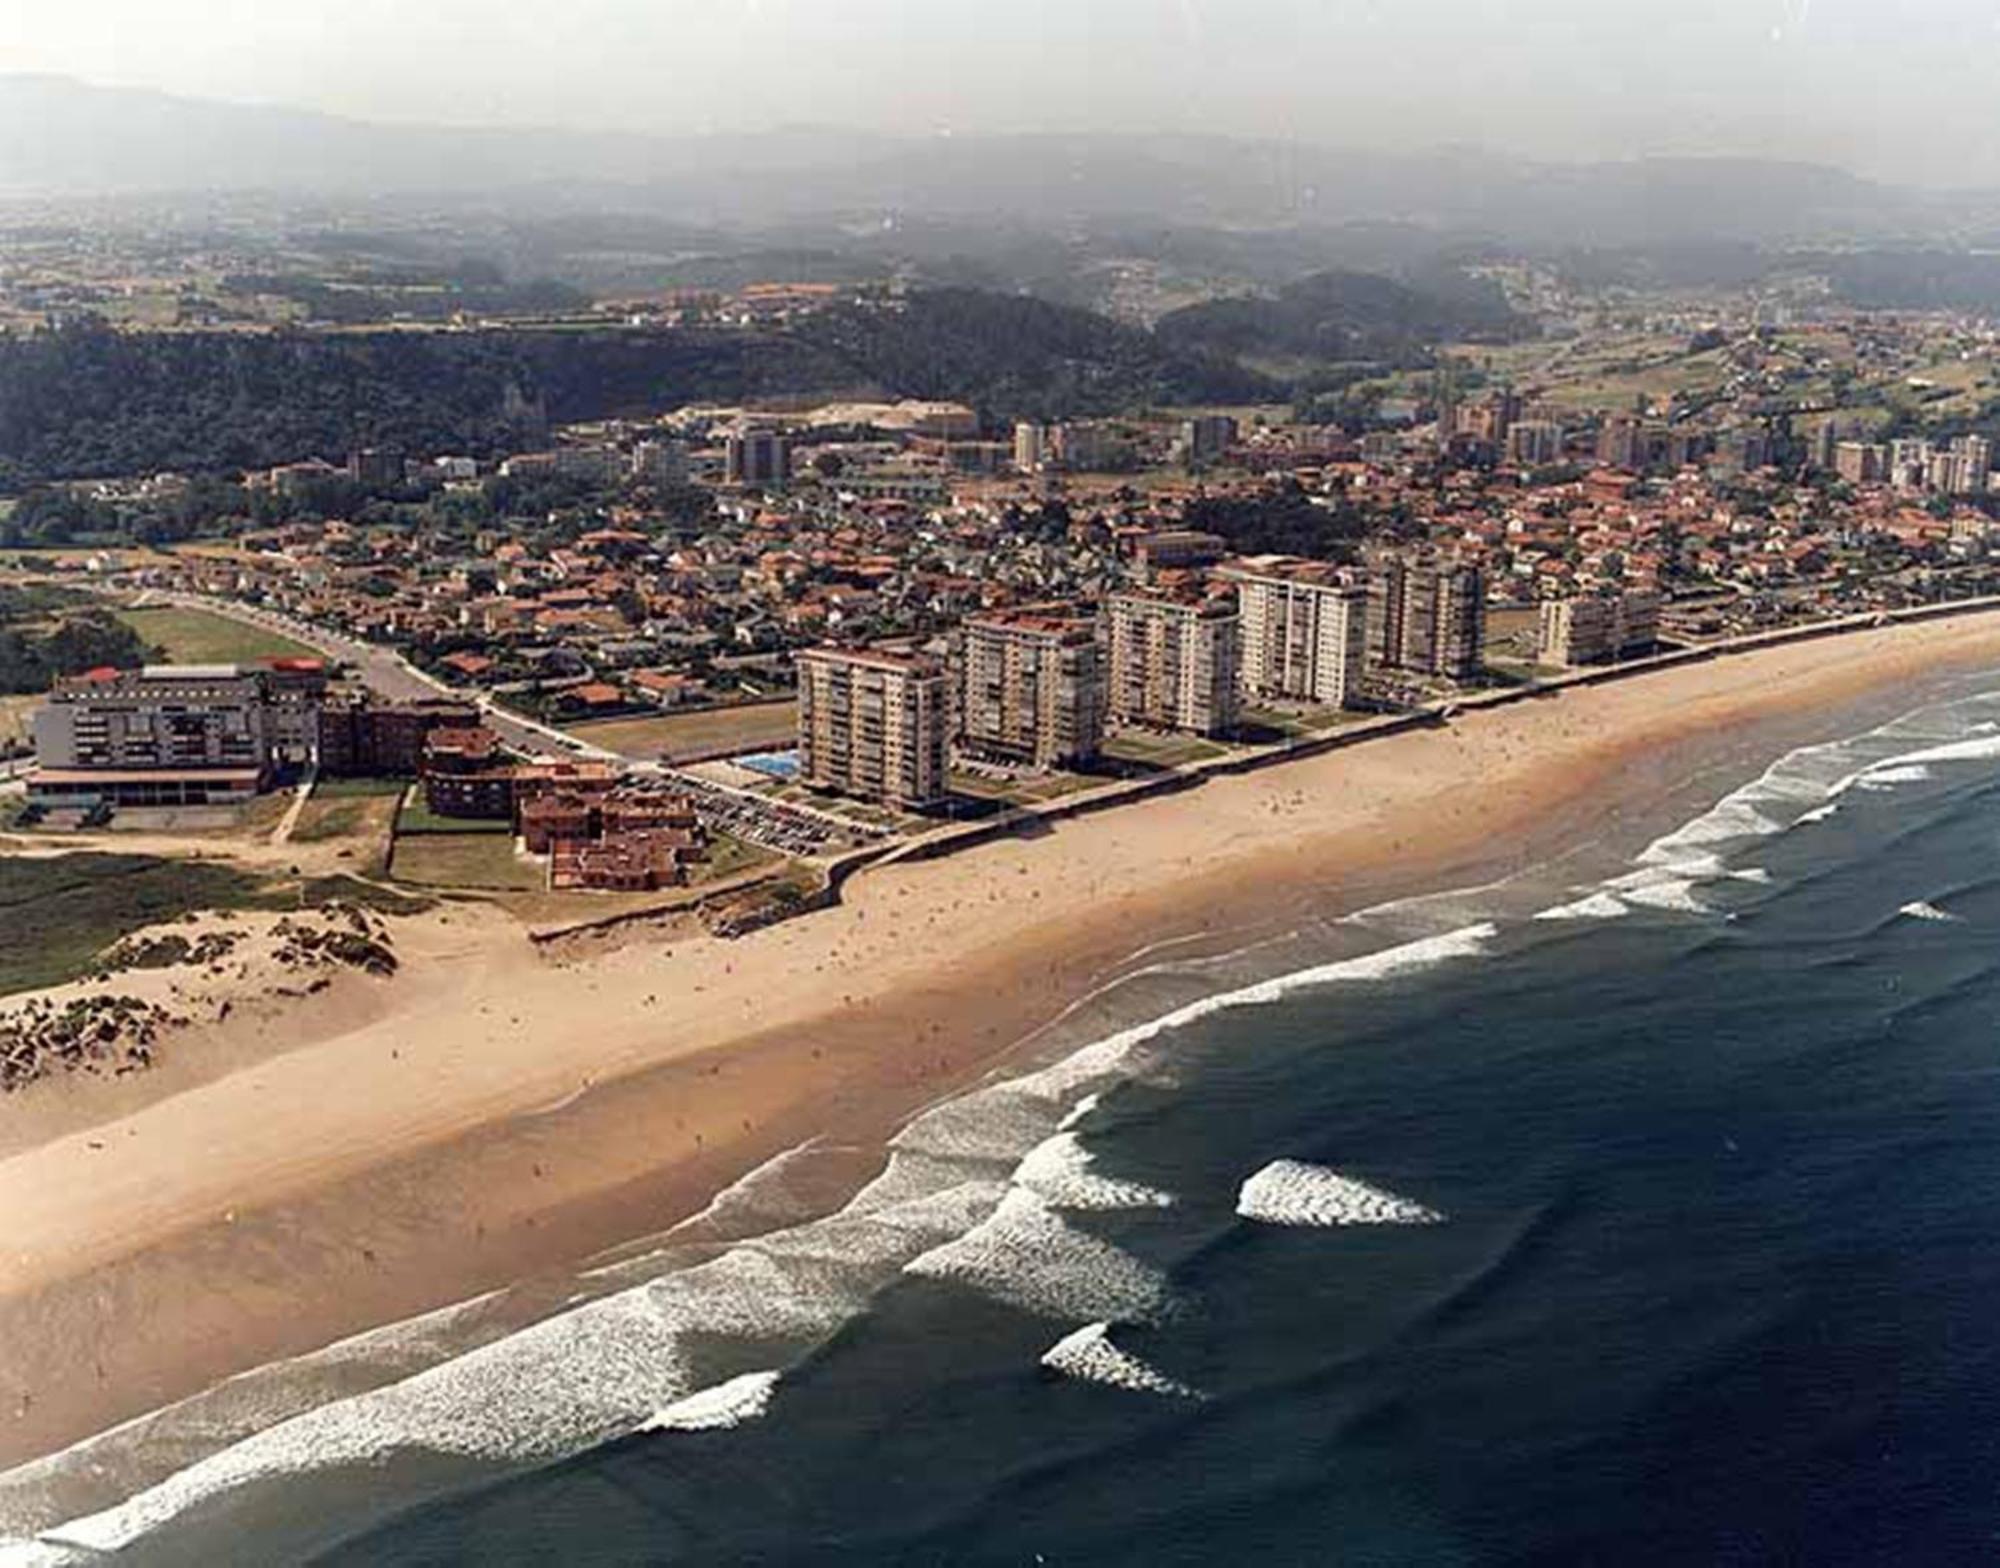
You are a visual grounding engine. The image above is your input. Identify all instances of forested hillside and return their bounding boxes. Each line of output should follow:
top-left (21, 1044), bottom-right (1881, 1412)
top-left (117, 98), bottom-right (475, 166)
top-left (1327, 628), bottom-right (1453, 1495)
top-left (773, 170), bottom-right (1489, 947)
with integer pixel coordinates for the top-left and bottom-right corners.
top-left (0, 285), bottom-right (1290, 487)
top-left (1155, 267), bottom-right (1525, 364)
top-left (0, 322), bottom-right (863, 486)
top-left (798, 288), bottom-right (1276, 420)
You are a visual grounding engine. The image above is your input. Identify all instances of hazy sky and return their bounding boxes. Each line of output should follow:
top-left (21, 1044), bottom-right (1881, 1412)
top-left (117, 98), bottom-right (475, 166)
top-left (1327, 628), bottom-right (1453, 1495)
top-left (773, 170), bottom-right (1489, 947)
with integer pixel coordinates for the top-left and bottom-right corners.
top-left (1, 0), bottom-right (1997, 176)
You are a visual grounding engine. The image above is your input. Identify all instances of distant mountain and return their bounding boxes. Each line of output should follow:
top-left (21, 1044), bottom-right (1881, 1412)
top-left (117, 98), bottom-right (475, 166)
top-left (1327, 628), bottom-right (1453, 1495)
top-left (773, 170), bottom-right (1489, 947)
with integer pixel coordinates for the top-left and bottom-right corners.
top-left (0, 75), bottom-right (1940, 247)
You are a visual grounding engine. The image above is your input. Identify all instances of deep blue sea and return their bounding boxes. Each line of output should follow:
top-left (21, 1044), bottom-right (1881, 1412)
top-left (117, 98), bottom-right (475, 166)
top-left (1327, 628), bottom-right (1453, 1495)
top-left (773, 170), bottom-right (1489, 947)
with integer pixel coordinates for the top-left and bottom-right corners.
top-left (12, 680), bottom-right (2000, 1565)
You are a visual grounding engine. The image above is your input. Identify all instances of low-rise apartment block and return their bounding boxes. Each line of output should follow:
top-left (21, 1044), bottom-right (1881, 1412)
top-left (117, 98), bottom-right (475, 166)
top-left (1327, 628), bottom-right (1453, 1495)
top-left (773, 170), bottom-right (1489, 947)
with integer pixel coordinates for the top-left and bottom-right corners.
top-left (1538, 592), bottom-right (1664, 667)
top-left (31, 663), bottom-right (281, 806)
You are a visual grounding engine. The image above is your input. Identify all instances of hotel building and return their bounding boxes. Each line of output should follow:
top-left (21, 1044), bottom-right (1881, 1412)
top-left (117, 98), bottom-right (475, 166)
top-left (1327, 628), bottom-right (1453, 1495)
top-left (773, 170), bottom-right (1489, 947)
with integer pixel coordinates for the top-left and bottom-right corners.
top-left (30, 664), bottom-right (279, 806)
top-left (796, 645), bottom-right (951, 809)
top-left (1106, 590), bottom-right (1242, 737)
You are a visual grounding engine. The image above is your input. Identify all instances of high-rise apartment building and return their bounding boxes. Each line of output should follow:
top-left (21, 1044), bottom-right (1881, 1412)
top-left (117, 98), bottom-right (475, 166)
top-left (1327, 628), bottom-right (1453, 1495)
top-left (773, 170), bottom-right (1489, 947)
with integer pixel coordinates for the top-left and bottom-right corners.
top-left (1219, 558), bottom-right (1369, 709)
top-left (1960, 434), bottom-right (1993, 495)
top-left (796, 646), bottom-right (950, 809)
top-left (1105, 590), bottom-right (1241, 737)
top-left (1366, 555), bottom-right (1486, 681)
top-left (724, 426), bottom-right (790, 489)
top-left (1600, 414), bottom-right (1646, 472)
top-left (956, 608), bottom-right (1106, 769)
top-left (631, 439), bottom-right (690, 487)
top-left (1505, 420), bottom-right (1564, 466)
top-left (1012, 422), bottom-right (1049, 474)
top-left (1179, 414), bottom-right (1239, 470)
top-left (1834, 441), bottom-right (1885, 486)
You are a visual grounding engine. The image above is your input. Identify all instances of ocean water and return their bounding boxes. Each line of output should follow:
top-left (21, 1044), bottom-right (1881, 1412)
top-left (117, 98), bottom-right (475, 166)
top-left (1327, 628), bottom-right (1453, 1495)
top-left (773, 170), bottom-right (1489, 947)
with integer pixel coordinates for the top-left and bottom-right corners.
top-left (14, 683), bottom-right (2000, 1563)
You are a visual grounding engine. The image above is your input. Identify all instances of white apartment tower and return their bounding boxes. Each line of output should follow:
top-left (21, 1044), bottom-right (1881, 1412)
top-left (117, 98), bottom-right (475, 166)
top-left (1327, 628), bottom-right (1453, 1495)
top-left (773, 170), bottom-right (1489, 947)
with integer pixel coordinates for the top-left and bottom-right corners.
top-left (1221, 559), bottom-right (1369, 710)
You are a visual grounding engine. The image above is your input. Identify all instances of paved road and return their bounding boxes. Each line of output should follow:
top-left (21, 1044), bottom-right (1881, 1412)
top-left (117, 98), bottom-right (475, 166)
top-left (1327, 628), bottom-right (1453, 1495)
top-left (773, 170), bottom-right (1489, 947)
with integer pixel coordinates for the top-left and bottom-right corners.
top-left (145, 592), bottom-right (623, 764)
top-left (154, 592), bottom-right (873, 851)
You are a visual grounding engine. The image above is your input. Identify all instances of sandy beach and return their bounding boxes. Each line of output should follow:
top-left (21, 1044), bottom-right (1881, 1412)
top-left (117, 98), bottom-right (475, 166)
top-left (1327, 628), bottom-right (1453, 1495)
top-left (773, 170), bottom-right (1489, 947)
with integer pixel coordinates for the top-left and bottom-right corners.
top-left (5, 612), bottom-right (2000, 1467)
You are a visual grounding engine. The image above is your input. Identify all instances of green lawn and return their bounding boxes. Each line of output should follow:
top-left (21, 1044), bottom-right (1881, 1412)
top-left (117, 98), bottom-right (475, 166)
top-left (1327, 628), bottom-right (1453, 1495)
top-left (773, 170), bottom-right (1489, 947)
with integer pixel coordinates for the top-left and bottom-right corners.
top-left (570, 701), bottom-right (798, 761)
top-left (112, 606), bottom-right (318, 666)
top-left (396, 796), bottom-right (510, 835)
top-left (290, 793), bottom-right (399, 846)
top-left (390, 834), bottom-right (544, 892)
top-left (1103, 732), bottom-right (1228, 769)
top-left (699, 832), bottom-right (779, 883)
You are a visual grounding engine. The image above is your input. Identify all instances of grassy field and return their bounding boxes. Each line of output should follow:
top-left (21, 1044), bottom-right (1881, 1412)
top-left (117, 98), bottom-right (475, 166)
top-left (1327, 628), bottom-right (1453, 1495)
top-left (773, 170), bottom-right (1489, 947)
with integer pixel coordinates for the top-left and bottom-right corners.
top-left (570, 701), bottom-right (797, 761)
top-left (396, 796), bottom-right (509, 835)
top-left (700, 832), bottom-right (779, 883)
top-left (390, 834), bottom-right (544, 892)
top-left (112, 606), bottom-right (318, 666)
top-left (290, 790), bottom-right (400, 848)
top-left (949, 770), bottom-right (1099, 807)
top-left (0, 854), bottom-right (272, 995)
top-left (1102, 732), bottom-right (1229, 769)
top-left (311, 777), bottom-right (409, 800)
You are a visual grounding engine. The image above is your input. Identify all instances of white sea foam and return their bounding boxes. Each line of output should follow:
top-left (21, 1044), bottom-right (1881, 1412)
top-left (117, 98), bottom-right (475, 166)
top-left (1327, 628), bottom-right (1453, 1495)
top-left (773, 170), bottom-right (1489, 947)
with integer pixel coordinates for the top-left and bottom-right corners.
top-left (905, 1188), bottom-right (1173, 1323)
top-left (0, 1542), bottom-right (85, 1567)
top-left (1626, 699), bottom-right (2000, 887)
top-left (1015, 1133), bottom-right (1175, 1212)
top-left (1534, 891), bottom-right (1632, 922)
top-left (659, 1139), bottom-right (829, 1238)
top-left (1607, 871), bottom-right (1709, 915)
top-left (644, 1372), bottom-right (781, 1433)
top-left (1828, 732), bottom-right (2000, 801)
top-left (1040, 1323), bottom-right (1203, 1402)
top-left (1899, 900), bottom-right (1961, 924)
top-left (33, 1290), bottom-right (698, 1555)
top-left (1860, 764), bottom-right (1933, 787)
top-left (1056, 1093), bottom-right (1102, 1132)
top-left (1237, 1161), bottom-right (1445, 1228)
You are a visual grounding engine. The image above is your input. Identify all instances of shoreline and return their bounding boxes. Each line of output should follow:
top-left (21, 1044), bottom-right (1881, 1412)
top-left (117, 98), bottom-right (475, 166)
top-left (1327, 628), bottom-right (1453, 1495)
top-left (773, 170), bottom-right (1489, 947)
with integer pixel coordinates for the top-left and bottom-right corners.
top-left (5, 612), bottom-right (2000, 1470)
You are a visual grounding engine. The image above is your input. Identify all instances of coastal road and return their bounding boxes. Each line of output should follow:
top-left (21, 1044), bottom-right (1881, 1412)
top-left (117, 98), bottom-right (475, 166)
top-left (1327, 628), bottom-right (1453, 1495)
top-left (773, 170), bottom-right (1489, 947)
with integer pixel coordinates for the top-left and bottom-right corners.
top-left (139, 592), bottom-right (863, 849)
top-left (139, 592), bottom-right (625, 764)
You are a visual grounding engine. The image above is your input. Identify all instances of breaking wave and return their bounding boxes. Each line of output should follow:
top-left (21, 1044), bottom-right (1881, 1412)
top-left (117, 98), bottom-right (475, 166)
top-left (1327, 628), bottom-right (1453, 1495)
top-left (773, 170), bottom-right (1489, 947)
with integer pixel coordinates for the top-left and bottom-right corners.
top-left (644, 1372), bottom-right (781, 1434)
top-left (1040, 1324), bottom-right (1204, 1402)
top-left (1237, 1161), bottom-right (1446, 1228)
top-left (906, 1188), bottom-right (1174, 1323)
